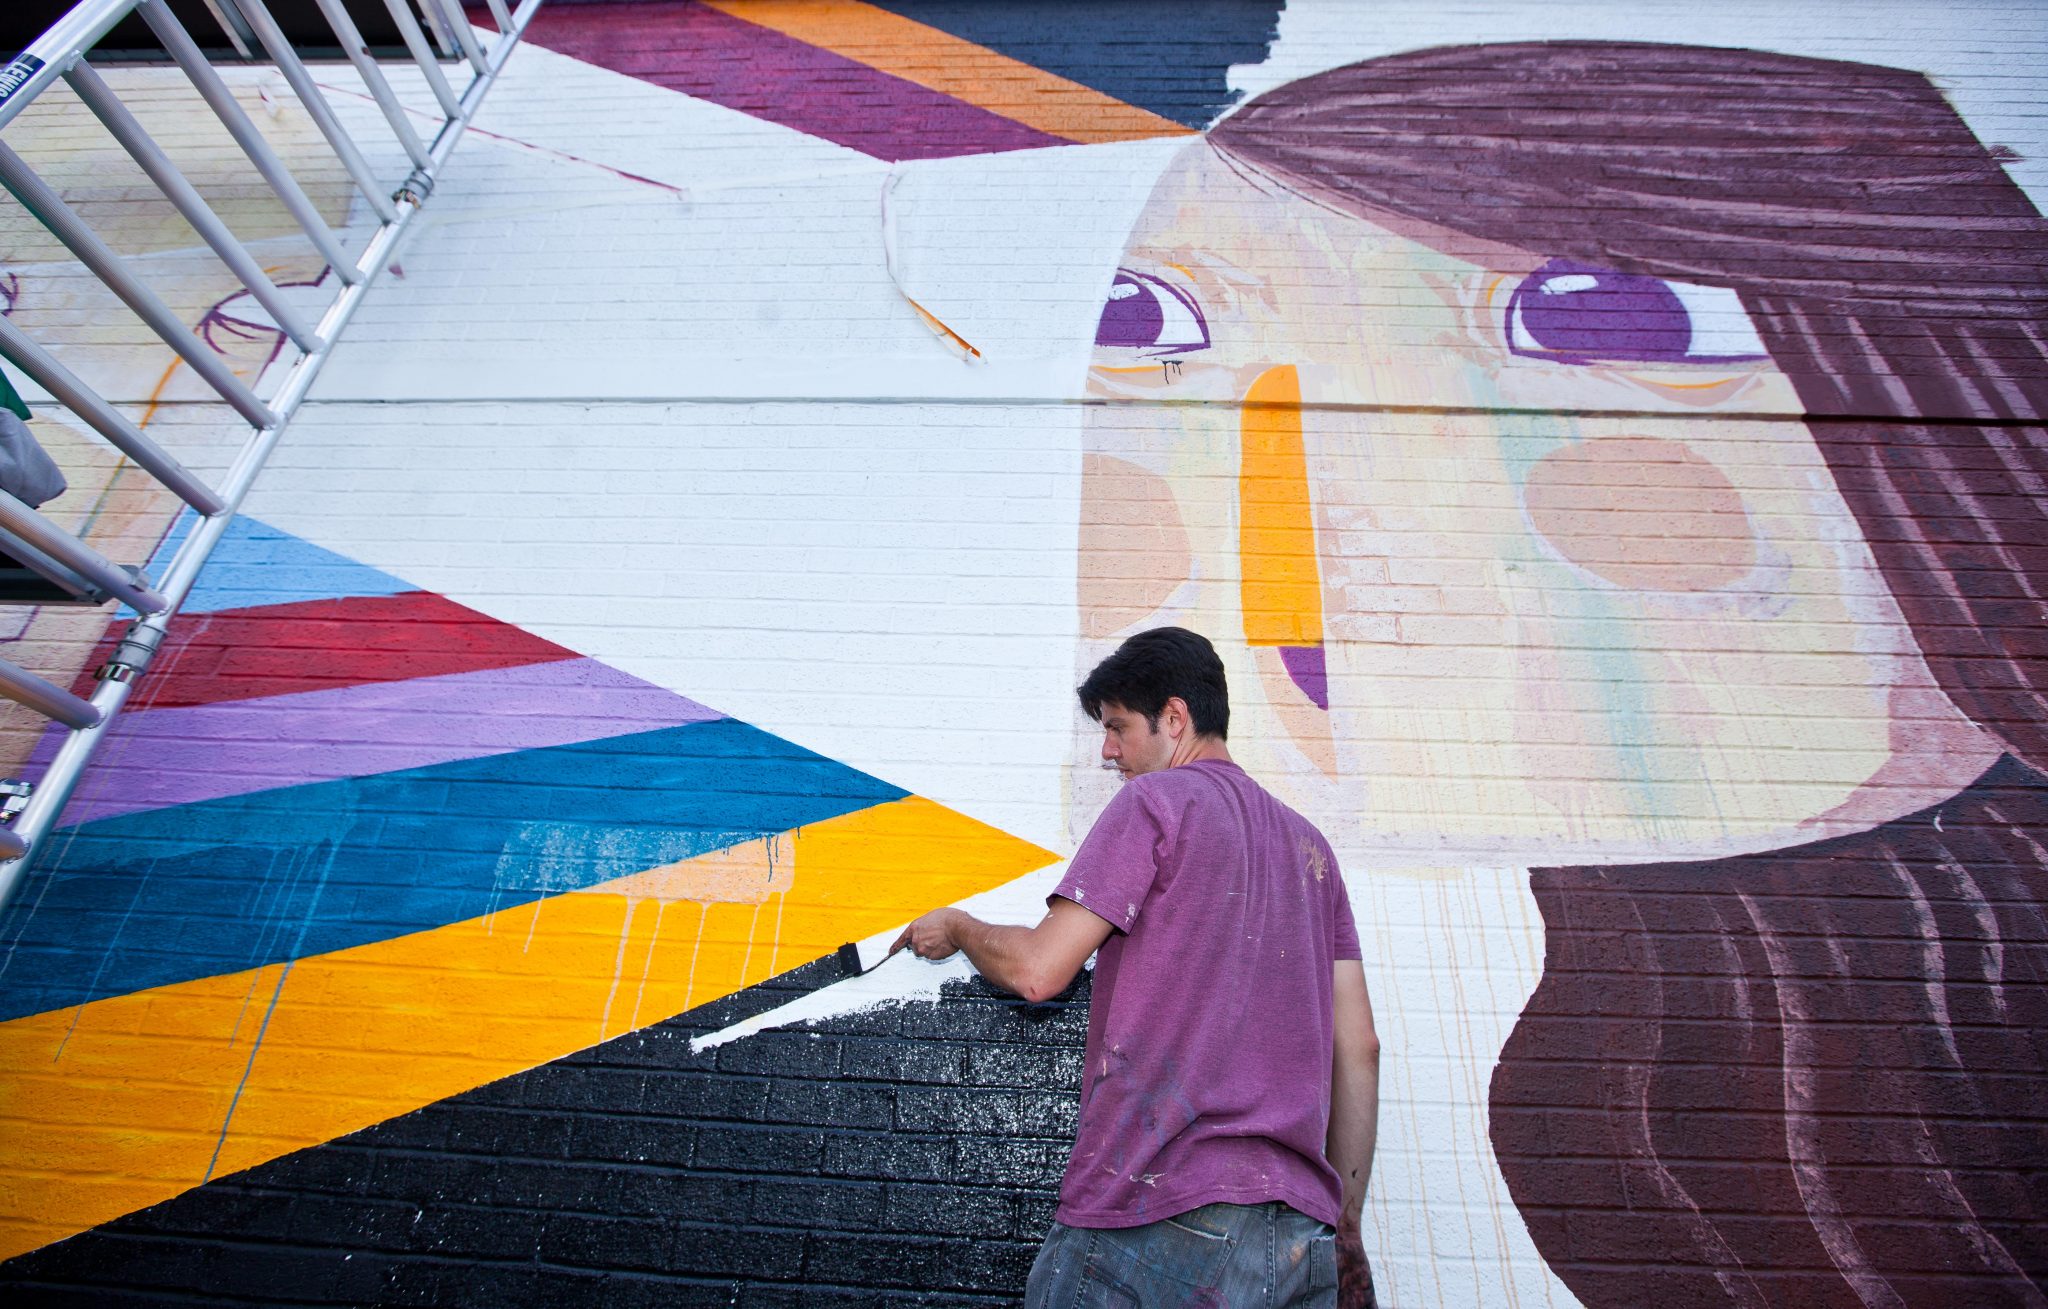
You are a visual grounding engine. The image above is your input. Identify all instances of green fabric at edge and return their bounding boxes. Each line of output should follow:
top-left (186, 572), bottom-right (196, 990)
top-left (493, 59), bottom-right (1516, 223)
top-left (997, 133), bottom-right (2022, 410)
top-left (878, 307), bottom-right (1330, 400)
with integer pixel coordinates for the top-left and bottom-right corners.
top-left (0, 363), bottom-right (27, 421)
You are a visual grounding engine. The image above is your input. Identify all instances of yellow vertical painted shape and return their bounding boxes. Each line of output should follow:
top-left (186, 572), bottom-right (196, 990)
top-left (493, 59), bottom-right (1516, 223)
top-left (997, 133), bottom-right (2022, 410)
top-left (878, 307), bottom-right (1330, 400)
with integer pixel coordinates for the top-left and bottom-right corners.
top-left (1239, 365), bottom-right (1324, 647)
top-left (0, 795), bottom-right (1056, 1261)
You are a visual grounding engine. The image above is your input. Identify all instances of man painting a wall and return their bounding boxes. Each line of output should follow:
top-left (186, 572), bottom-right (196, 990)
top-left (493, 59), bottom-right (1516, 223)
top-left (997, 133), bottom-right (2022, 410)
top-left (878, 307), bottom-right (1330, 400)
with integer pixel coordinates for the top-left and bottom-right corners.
top-left (4, 5), bottom-right (2044, 1303)
top-left (896, 626), bottom-right (1381, 1307)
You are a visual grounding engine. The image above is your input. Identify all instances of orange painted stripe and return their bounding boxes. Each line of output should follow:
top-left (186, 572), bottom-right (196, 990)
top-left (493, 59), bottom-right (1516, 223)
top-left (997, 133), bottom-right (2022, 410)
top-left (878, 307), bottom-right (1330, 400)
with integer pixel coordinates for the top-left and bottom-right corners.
top-left (699, 0), bottom-right (1193, 144)
top-left (1239, 365), bottom-right (1324, 647)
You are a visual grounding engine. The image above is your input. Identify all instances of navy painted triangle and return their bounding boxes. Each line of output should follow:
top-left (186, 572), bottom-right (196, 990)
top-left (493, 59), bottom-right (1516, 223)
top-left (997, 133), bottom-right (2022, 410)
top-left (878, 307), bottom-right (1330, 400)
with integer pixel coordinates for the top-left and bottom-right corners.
top-left (0, 718), bottom-right (906, 1022)
top-left (864, 0), bottom-right (1283, 128)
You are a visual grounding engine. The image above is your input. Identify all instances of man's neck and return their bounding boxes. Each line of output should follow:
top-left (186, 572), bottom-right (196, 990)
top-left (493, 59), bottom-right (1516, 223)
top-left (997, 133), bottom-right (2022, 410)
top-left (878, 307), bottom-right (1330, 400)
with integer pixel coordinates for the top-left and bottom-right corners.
top-left (1167, 735), bottom-right (1233, 770)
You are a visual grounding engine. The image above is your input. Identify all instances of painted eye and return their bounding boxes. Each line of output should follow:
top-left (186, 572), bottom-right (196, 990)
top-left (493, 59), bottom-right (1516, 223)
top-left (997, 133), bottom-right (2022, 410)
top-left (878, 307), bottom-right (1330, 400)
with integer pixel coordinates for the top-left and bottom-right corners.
top-left (1507, 259), bottom-right (1766, 364)
top-left (1096, 269), bottom-right (1210, 355)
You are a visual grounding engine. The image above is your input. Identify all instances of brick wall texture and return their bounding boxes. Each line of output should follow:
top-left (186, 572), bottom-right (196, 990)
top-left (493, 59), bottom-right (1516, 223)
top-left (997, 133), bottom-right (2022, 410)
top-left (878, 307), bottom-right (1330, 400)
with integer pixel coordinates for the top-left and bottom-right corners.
top-left (1, 1), bottom-right (2045, 1305)
top-left (2, 962), bottom-right (1093, 1306)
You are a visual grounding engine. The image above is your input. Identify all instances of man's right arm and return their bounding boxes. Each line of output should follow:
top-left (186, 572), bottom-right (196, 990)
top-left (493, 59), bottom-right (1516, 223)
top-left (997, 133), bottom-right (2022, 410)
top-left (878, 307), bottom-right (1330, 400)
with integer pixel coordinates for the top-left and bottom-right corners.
top-left (1328, 958), bottom-right (1380, 1306)
top-left (892, 898), bottom-right (1114, 1003)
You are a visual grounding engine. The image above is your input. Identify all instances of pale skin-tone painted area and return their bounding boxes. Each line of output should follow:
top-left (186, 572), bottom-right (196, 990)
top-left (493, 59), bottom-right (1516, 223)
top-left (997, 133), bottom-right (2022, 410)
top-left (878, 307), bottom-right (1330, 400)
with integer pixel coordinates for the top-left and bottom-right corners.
top-left (896, 695), bottom-right (1382, 1296)
top-left (1077, 142), bottom-right (2002, 865)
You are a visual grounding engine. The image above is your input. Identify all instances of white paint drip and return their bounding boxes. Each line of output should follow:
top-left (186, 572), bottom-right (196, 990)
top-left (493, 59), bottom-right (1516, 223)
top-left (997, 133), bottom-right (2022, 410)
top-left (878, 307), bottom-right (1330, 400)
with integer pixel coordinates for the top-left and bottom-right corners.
top-left (628, 898), bottom-right (669, 1034)
top-left (598, 897), bottom-right (637, 1041)
top-left (682, 902), bottom-right (709, 1014)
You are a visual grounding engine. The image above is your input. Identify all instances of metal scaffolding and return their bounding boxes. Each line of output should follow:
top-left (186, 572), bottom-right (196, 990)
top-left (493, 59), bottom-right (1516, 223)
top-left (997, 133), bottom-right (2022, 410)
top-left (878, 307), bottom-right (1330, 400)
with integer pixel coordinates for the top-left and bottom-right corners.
top-left (0, 0), bottom-right (542, 910)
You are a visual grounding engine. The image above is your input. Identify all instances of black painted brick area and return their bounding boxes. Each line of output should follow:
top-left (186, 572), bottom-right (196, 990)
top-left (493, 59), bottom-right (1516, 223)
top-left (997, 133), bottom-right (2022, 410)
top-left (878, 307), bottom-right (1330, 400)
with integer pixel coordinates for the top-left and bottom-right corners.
top-left (0, 959), bottom-right (1091, 1306)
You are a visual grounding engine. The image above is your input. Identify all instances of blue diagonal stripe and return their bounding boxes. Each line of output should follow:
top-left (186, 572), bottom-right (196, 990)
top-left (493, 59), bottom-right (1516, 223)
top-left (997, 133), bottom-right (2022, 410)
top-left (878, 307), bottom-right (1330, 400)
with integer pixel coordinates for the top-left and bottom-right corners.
top-left (0, 719), bottom-right (905, 1022)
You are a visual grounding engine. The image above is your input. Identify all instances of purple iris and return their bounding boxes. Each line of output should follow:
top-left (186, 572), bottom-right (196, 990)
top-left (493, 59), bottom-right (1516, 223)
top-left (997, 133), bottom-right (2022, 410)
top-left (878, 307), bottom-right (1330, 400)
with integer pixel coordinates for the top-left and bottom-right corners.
top-left (1508, 260), bottom-right (1696, 363)
top-left (1095, 269), bottom-right (1210, 355)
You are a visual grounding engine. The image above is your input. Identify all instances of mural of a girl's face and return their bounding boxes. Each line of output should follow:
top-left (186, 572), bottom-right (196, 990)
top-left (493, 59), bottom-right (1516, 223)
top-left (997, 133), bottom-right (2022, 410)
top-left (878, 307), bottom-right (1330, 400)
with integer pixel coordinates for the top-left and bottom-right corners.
top-left (1075, 141), bottom-right (2001, 861)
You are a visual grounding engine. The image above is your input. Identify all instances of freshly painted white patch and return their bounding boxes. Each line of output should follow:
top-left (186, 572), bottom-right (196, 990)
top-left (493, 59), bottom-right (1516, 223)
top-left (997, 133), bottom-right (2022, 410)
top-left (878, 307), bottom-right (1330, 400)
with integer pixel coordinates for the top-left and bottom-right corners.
top-left (467, 42), bottom-right (875, 192)
top-left (316, 127), bottom-right (1188, 405)
top-left (689, 861), bottom-right (1070, 1053)
top-left (245, 400), bottom-right (1086, 851)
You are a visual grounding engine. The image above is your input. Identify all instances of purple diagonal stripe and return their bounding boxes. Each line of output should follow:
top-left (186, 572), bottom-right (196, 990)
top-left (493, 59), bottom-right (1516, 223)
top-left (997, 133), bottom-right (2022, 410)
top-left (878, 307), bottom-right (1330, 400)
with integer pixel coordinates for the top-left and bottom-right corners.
top-left (514, 1), bottom-right (1066, 161)
top-left (37, 658), bottom-right (723, 826)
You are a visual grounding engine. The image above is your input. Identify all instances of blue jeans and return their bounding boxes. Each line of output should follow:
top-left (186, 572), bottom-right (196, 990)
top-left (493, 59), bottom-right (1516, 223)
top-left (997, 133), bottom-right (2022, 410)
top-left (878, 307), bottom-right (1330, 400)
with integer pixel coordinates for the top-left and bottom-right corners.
top-left (1024, 1201), bottom-right (1338, 1308)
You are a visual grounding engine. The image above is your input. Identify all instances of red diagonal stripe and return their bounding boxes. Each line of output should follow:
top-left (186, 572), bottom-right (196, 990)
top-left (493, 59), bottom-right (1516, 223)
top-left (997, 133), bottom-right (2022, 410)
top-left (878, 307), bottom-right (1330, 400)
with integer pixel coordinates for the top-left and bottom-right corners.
top-left (77, 592), bottom-right (581, 709)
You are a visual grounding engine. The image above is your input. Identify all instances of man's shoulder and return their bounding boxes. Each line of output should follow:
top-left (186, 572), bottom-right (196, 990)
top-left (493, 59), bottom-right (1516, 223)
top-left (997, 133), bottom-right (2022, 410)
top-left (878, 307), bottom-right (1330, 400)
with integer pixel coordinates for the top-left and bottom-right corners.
top-left (1146, 762), bottom-right (1329, 840)
top-left (1210, 767), bottom-right (1338, 855)
top-left (1160, 759), bottom-right (1295, 809)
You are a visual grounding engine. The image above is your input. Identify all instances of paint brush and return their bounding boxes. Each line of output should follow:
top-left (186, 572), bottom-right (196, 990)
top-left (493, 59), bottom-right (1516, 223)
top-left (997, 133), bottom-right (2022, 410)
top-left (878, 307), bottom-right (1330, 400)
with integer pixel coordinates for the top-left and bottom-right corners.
top-left (836, 927), bottom-right (907, 978)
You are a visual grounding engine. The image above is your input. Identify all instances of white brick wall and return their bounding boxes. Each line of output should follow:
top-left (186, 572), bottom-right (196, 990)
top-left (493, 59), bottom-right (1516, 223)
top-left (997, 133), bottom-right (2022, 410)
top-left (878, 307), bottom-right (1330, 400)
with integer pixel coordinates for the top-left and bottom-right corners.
top-left (3, 2), bottom-right (2044, 1301)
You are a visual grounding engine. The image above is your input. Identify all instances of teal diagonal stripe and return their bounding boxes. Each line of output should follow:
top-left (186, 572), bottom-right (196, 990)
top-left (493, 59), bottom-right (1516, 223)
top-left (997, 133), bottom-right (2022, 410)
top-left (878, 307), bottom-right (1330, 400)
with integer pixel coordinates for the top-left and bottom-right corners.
top-left (0, 718), bottom-right (905, 1022)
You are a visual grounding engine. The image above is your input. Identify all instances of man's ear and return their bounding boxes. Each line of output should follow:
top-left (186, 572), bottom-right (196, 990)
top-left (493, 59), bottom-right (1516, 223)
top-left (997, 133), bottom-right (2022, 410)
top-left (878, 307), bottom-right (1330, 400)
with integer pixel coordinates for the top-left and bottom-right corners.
top-left (1162, 696), bottom-right (1191, 740)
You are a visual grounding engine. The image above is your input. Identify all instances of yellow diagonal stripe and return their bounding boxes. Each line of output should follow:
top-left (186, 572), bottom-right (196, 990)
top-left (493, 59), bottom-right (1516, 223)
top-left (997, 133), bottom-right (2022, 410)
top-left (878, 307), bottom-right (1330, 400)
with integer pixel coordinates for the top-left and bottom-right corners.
top-left (1239, 365), bottom-right (1325, 647)
top-left (700, 0), bottom-right (1194, 144)
top-left (0, 796), bottom-right (1056, 1261)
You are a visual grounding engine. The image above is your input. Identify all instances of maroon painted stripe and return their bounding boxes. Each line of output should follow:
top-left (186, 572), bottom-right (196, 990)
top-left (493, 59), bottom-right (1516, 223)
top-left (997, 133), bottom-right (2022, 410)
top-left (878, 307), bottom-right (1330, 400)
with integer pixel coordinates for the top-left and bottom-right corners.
top-left (73, 591), bottom-right (580, 709)
top-left (500, 1), bottom-right (1066, 161)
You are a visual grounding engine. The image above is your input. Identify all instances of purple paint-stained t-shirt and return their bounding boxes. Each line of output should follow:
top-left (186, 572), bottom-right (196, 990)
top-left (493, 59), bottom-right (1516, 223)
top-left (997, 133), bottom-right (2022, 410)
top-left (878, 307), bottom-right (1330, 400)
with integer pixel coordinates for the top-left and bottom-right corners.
top-left (1051, 758), bottom-right (1360, 1229)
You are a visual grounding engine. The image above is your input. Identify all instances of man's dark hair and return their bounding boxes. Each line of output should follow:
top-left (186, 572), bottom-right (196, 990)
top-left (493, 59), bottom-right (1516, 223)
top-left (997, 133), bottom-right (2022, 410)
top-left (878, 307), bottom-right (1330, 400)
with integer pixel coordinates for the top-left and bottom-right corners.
top-left (1077, 627), bottom-right (1229, 738)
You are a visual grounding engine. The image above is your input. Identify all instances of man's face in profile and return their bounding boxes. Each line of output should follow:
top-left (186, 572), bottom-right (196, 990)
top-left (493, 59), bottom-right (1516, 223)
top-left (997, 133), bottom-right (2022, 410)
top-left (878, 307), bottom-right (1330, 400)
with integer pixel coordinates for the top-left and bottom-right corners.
top-left (1097, 701), bottom-right (1174, 780)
